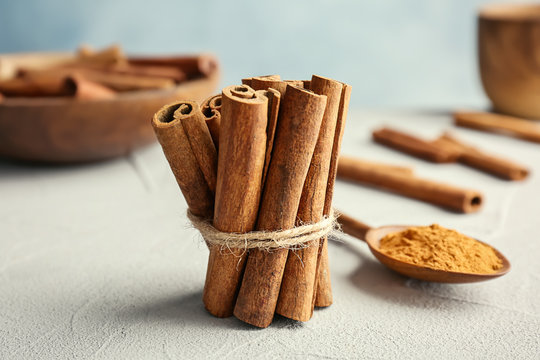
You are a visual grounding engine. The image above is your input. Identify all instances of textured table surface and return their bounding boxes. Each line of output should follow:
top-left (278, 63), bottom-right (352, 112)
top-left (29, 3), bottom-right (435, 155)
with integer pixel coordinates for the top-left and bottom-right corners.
top-left (1, 110), bottom-right (539, 359)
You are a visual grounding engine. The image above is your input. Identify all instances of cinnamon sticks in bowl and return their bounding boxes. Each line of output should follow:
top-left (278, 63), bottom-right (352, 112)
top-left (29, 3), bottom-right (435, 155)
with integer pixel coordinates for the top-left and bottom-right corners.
top-left (153, 75), bottom-right (351, 328)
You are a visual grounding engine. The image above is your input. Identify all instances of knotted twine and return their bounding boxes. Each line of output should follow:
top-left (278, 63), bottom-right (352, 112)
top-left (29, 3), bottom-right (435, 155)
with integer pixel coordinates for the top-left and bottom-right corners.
top-left (187, 208), bottom-right (340, 252)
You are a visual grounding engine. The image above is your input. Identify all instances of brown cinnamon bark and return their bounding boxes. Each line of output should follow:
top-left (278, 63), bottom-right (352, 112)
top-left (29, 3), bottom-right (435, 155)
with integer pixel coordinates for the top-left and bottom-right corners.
top-left (19, 67), bottom-right (175, 92)
top-left (454, 111), bottom-right (540, 144)
top-left (254, 88), bottom-right (281, 187)
top-left (0, 76), bottom-right (74, 97)
top-left (203, 85), bottom-right (268, 318)
top-left (314, 83), bottom-right (351, 308)
top-left (201, 94), bottom-right (222, 148)
top-left (173, 102), bottom-right (218, 193)
top-left (337, 155), bottom-right (483, 213)
top-left (433, 133), bottom-right (529, 181)
top-left (250, 75), bottom-right (288, 95)
top-left (338, 156), bottom-right (414, 176)
top-left (151, 101), bottom-right (215, 218)
top-left (76, 44), bottom-right (127, 66)
top-left (129, 54), bottom-right (218, 78)
top-left (276, 76), bottom-right (342, 321)
top-left (233, 85), bottom-right (327, 328)
top-left (373, 127), bottom-right (460, 163)
top-left (90, 63), bottom-right (186, 82)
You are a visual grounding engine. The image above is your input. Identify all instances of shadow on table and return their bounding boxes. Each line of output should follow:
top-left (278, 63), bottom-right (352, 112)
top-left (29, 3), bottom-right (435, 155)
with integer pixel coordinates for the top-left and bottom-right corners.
top-left (332, 236), bottom-right (462, 310)
top-left (118, 290), bottom-right (304, 331)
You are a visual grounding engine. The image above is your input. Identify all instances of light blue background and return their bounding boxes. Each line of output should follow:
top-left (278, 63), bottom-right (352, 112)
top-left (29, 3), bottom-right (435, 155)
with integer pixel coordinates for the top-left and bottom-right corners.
top-left (0, 0), bottom-right (532, 107)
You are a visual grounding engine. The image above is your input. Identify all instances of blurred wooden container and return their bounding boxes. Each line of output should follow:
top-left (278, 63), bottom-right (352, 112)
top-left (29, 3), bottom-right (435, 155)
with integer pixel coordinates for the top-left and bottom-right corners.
top-left (479, 4), bottom-right (540, 120)
top-left (0, 52), bottom-right (220, 162)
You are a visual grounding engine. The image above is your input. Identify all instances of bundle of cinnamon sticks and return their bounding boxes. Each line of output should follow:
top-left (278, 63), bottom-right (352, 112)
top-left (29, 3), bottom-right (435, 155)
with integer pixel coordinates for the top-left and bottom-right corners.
top-left (0, 45), bottom-right (217, 100)
top-left (152, 75), bottom-right (351, 328)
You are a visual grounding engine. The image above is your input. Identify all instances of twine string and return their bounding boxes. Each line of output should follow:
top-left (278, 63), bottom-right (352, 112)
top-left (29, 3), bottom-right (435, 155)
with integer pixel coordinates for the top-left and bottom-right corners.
top-left (187, 209), bottom-right (339, 251)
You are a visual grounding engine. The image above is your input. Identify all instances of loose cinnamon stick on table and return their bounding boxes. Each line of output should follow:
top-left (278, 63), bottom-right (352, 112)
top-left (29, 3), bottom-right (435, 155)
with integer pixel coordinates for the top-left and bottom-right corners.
top-left (337, 156), bottom-right (414, 176)
top-left (151, 101), bottom-right (216, 219)
top-left (203, 85), bottom-right (268, 318)
top-left (234, 85), bottom-right (327, 328)
top-left (433, 133), bottom-right (529, 181)
top-left (454, 111), bottom-right (540, 144)
top-left (337, 155), bottom-right (483, 213)
top-left (373, 127), bottom-right (460, 163)
top-left (201, 94), bottom-right (222, 148)
top-left (276, 76), bottom-right (342, 321)
top-left (314, 82), bottom-right (351, 308)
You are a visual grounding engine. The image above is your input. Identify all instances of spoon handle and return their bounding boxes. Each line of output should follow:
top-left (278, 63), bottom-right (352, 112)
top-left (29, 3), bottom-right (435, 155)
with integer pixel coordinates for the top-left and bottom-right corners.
top-left (336, 211), bottom-right (371, 242)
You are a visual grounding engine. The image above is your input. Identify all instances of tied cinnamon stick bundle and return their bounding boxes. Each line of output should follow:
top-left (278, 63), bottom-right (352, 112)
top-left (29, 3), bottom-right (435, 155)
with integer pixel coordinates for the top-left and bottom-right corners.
top-left (454, 111), bottom-right (540, 144)
top-left (151, 101), bottom-right (217, 219)
top-left (234, 85), bottom-right (327, 328)
top-left (337, 155), bottom-right (483, 213)
top-left (373, 127), bottom-right (460, 163)
top-left (314, 82), bottom-right (352, 308)
top-left (276, 76), bottom-right (342, 321)
top-left (433, 133), bottom-right (529, 181)
top-left (203, 85), bottom-right (268, 318)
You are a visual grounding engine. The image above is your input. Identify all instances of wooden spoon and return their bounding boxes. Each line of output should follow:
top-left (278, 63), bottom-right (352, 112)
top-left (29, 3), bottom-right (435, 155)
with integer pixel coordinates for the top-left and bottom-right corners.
top-left (338, 212), bottom-right (511, 283)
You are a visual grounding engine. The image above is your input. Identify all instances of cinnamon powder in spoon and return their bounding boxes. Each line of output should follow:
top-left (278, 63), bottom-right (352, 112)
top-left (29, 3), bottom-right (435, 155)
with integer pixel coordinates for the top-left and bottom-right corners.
top-left (379, 224), bottom-right (503, 274)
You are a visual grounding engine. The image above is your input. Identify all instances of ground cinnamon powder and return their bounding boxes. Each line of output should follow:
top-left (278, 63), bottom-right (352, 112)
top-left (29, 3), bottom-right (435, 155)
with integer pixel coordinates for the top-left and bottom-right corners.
top-left (379, 224), bottom-right (503, 274)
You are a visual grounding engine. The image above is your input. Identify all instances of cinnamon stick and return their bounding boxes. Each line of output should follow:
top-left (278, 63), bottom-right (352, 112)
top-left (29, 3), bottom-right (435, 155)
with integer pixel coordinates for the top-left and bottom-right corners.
top-left (0, 76), bottom-right (74, 97)
top-left (337, 155), bottom-right (483, 213)
top-left (234, 85), bottom-right (327, 328)
top-left (250, 75), bottom-right (288, 95)
top-left (454, 111), bottom-right (540, 144)
top-left (19, 66), bottom-right (175, 92)
top-left (433, 133), bottom-right (529, 181)
top-left (173, 102), bottom-right (218, 193)
top-left (129, 54), bottom-right (218, 78)
top-left (151, 101), bottom-right (215, 218)
top-left (201, 94), bottom-right (222, 148)
top-left (76, 44), bottom-right (127, 66)
top-left (67, 75), bottom-right (116, 100)
top-left (203, 85), bottom-right (268, 318)
top-left (88, 63), bottom-right (186, 82)
top-left (314, 82), bottom-right (351, 308)
top-left (255, 88), bottom-right (281, 187)
top-left (337, 156), bottom-right (414, 176)
top-left (276, 76), bottom-right (342, 321)
top-left (373, 127), bottom-right (460, 163)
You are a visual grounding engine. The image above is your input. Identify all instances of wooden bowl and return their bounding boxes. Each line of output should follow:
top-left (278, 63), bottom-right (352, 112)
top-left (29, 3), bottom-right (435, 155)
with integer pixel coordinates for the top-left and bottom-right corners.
top-left (0, 52), bottom-right (220, 162)
top-left (479, 4), bottom-right (540, 120)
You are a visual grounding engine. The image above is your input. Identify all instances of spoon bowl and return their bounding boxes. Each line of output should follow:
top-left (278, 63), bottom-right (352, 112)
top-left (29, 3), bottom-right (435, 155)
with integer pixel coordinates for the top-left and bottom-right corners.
top-left (338, 213), bottom-right (511, 283)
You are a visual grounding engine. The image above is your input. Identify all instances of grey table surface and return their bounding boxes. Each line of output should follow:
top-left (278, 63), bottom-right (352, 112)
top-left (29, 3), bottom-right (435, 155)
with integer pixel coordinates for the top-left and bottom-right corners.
top-left (1, 110), bottom-right (539, 359)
